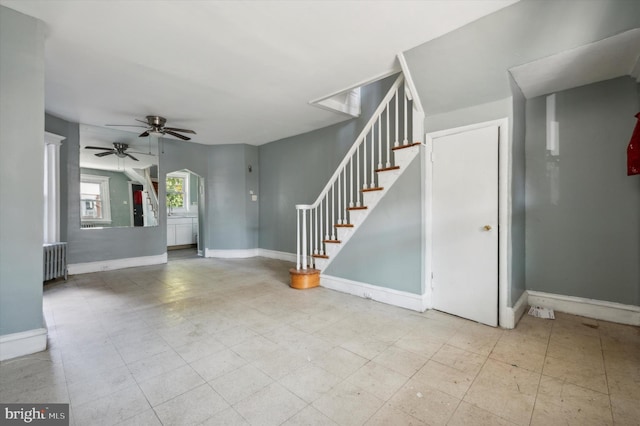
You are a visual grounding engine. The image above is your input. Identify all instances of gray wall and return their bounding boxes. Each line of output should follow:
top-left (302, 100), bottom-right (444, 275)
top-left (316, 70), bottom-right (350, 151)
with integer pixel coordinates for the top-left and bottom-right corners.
top-left (258, 75), bottom-right (397, 253)
top-left (525, 77), bottom-right (640, 305)
top-left (0, 6), bottom-right (45, 335)
top-left (509, 75), bottom-right (527, 306)
top-left (405, 0), bottom-right (640, 116)
top-left (325, 156), bottom-right (423, 294)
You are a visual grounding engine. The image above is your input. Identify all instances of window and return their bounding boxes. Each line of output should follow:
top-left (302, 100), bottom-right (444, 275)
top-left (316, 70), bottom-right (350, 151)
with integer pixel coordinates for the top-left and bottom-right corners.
top-left (166, 171), bottom-right (189, 213)
top-left (80, 174), bottom-right (111, 223)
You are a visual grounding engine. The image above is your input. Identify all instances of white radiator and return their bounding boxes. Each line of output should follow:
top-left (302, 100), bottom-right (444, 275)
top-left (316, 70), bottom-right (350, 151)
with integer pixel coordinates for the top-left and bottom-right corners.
top-left (43, 242), bottom-right (67, 281)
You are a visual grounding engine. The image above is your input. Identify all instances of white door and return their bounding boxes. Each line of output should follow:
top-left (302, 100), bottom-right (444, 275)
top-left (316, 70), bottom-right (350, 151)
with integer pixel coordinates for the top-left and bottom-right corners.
top-left (431, 125), bottom-right (499, 326)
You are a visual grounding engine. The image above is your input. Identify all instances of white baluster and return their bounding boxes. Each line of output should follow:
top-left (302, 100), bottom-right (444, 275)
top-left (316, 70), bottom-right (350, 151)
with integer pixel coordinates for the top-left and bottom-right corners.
top-left (394, 89), bottom-right (399, 147)
top-left (337, 172), bottom-right (342, 225)
top-left (356, 146), bottom-right (361, 207)
top-left (403, 84), bottom-right (409, 145)
top-left (363, 134), bottom-right (368, 190)
top-left (296, 208), bottom-right (300, 269)
top-left (324, 196), bottom-right (329, 241)
top-left (370, 129), bottom-right (375, 187)
top-left (343, 167), bottom-right (348, 222)
top-left (377, 117), bottom-right (382, 170)
top-left (330, 187), bottom-right (335, 240)
top-left (349, 156), bottom-right (354, 208)
top-left (386, 104), bottom-right (391, 167)
top-left (301, 209), bottom-right (307, 269)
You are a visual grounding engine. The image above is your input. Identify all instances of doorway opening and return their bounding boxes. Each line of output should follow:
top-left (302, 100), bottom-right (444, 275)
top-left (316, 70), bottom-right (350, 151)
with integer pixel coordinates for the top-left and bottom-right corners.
top-left (166, 169), bottom-right (203, 258)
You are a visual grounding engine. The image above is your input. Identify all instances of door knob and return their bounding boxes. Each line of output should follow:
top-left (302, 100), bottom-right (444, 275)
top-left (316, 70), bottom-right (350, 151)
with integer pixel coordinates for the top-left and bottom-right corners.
top-left (483, 225), bottom-right (492, 231)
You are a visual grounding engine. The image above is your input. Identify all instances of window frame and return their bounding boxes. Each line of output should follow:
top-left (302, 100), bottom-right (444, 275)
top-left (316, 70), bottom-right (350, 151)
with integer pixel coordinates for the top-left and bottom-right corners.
top-left (80, 174), bottom-right (112, 223)
top-left (166, 171), bottom-right (190, 213)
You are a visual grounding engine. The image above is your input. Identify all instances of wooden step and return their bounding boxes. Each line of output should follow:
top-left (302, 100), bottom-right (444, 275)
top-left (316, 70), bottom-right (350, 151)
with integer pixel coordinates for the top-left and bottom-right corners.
top-left (335, 223), bottom-right (354, 228)
top-left (348, 206), bottom-right (368, 211)
top-left (362, 187), bottom-right (383, 192)
top-left (392, 142), bottom-right (422, 150)
top-left (323, 239), bottom-right (341, 244)
top-left (312, 254), bottom-right (329, 259)
top-left (375, 165), bottom-right (400, 173)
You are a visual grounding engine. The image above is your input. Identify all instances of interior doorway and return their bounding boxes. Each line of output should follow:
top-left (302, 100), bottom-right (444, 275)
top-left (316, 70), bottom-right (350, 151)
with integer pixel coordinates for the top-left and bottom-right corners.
top-left (166, 169), bottom-right (203, 257)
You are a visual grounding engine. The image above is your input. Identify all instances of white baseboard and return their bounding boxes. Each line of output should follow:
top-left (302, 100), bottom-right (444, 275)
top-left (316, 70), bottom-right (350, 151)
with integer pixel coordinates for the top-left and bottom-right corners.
top-left (0, 328), bottom-right (47, 361)
top-left (501, 290), bottom-right (528, 329)
top-left (68, 253), bottom-right (167, 275)
top-left (321, 274), bottom-right (427, 312)
top-left (204, 248), bottom-right (259, 259)
top-left (527, 290), bottom-right (640, 326)
top-left (257, 249), bottom-right (296, 263)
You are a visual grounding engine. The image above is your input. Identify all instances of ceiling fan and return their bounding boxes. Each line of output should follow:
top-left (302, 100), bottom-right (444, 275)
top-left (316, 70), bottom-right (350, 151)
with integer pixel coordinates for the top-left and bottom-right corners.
top-left (106, 116), bottom-right (196, 141)
top-left (84, 142), bottom-right (151, 161)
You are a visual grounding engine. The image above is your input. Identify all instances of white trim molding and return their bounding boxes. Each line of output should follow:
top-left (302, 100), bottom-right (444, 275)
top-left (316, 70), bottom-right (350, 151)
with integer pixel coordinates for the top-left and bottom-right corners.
top-left (68, 253), bottom-right (167, 275)
top-left (0, 328), bottom-right (47, 361)
top-left (527, 290), bottom-right (640, 326)
top-left (257, 249), bottom-right (296, 263)
top-left (204, 248), bottom-right (259, 259)
top-left (502, 290), bottom-right (529, 329)
top-left (320, 274), bottom-right (428, 312)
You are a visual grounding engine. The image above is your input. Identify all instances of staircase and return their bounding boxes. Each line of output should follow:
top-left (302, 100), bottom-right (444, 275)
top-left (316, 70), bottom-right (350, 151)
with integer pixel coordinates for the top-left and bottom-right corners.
top-left (291, 73), bottom-right (424, 287)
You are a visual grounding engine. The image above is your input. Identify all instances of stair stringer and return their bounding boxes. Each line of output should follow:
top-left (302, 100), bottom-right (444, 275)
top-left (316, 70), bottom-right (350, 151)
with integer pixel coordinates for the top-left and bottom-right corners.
top-left (314, 144), bottom-right (420, 271)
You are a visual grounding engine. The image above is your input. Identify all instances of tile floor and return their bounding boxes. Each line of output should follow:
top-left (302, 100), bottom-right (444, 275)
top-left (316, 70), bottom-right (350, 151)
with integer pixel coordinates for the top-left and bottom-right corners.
top-left (1, 253), bottom-right (639, 425)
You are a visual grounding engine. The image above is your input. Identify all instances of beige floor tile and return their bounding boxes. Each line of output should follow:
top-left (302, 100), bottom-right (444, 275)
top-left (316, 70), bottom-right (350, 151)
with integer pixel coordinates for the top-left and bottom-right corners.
top-left (387, 378), bottom-right (460, 425)
top-left (279, 364), bottom-right (342, 403)
top-left (464, 359), bottom-right (539, 425)
top-left (510, 314), bottom-right (553, 341)
top-left (233, 382), bottom-right (307, 426)
top-left (312, 381), bottom-right (385, 426)
top-left (530, 376), bottom-right (613, 426)
top-left (173, 333), bottom-right (227, 363)
top-left (231, 335), bottom-right (281, 362)
top-left (372, 346), bottom-right (428, 377)
top-left (393, 333), bottom-right (444, 359)
top-left (431, 344), bottom-right (486, 375)
top-left (346, 361), bottom-right (409, 401)
top-left (138, 364), bottom-right (205, 407)
top-left (448, 401), bottom-right (517, 426)
top-left (412, 359), bottom-right (476, 399)
top-left (251, 346), bottom-right (313, 380)
top-left (190, 348), bottom-right (247, 381)
top-left (67, 364), bottom-right (136, 406)
top-left (210, 364), bottom-right (274, 405)
top-left (448, 325), bottom-right (503, 356)
top-left (199, 407), bottom-right (250, 425)
top-left (313, 346), bottom-right (368, 379)
top-left (610, 395), bottom-right (640, 425)
top-left (127, 349), bottom-right (187, 382)
top-left (340, 336), bottom-right (392, 360)
top-left (115, 409), bottom-right (162, 426)
top-left (281, 405), bottom-right (339, 426)
top-left (364, 403), bottom-right (427, 425)
top-left (548, 327), bottom-right (601, 353)
top-left (74, 384), bottom-right (150, 426)
top-left (153, 383), bottom-right (229, 426)
top-left (542, 353), bottom-right (608, 394)
top-left (490, 333), bottom-right (547, 373)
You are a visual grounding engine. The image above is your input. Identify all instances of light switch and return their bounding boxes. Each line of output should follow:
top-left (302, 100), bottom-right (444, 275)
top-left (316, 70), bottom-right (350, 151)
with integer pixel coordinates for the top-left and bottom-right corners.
top-left (251, 195), bottom-right (258, 201)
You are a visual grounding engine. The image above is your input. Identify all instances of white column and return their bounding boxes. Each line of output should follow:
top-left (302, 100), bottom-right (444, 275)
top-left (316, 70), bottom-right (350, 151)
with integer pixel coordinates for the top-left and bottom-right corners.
top-left (44, 132), bottom-right (65, 243)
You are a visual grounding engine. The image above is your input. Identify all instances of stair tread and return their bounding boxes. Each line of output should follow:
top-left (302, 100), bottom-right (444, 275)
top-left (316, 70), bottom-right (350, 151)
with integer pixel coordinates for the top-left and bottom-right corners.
top-left (312, 254), bottom-right (329, 259)
top-left (375, 166), bottom-right (400, 173)
top-left (348, 206), bottom-right (368, 211)
top-left (323, 239), bottom-right (341, 244)
top-left (335, 224), bottom-right (354, 228)
top-left (392, 142), bottom-right (422, 151)
top-left (362, 187), bottom-right (383, 192)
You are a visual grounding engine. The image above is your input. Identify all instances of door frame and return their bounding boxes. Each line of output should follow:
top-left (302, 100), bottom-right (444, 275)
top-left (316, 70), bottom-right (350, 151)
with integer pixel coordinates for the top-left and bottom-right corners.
top-left (423, 118), bottom-right (510, 327)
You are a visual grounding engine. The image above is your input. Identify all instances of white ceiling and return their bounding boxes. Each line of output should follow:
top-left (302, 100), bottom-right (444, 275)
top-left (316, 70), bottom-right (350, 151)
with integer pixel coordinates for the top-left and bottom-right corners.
top-left (510, 28), bottom-right (640, 99)
top-left (1, 0), bottom-right (517, 146)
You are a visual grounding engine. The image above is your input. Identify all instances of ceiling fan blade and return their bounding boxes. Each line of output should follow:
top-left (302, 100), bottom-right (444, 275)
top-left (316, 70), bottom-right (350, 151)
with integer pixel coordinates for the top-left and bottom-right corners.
top-left (105, 124), bottom-right (147, 128)
top-left (128, 151), bottom-right (156, 156)
top-left (164, 127), bottom-right (196, 134)
top-left (164, 130), bottom-right (191, 141)
top-left (85, 146), bottom-right (112, 150)
top-left (126, 153), bottom-right (139, 161)
top-left (135, 118), bottom-right (150, 124)
top-left (138, 131), bottom-right (150, 137)
top-left (95, 151), bottom-right (115, 157)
